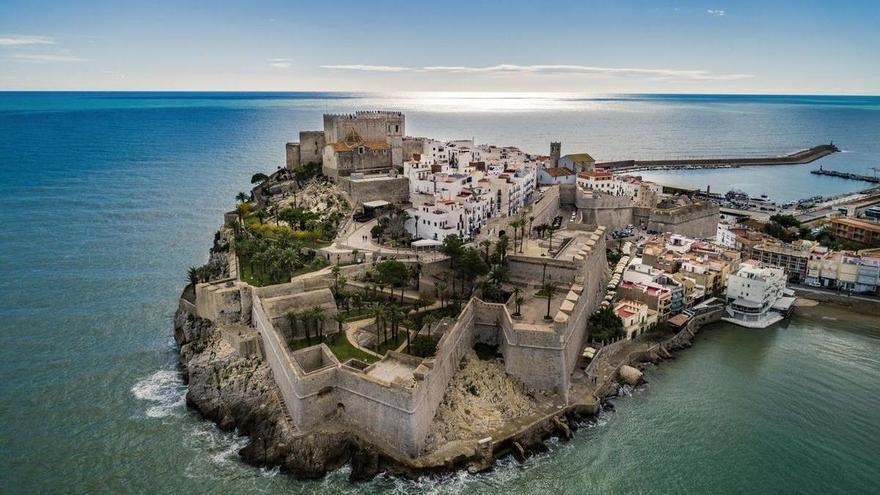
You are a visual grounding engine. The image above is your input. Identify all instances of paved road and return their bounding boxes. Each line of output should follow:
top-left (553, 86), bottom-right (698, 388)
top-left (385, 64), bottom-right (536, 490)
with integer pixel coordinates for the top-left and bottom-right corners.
top-left (791, 284), bottom-right (880, 304)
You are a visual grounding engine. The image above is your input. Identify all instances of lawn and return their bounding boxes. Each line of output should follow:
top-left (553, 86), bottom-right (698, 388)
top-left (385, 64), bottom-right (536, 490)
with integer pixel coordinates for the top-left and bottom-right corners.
top-left (376, 331), bottom-right (407, 355)
top-left (288, 333), bottom-right (378, 364)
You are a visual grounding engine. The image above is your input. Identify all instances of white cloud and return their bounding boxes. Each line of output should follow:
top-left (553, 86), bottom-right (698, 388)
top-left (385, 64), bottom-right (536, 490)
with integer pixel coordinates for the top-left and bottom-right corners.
top-left (0, 35), bottom-right (55, 46)
top-left (12, 53), bottom-right (90, 63)
top-left (323, 63), bottom-right (751, 81)
top-left (706, 9), bottom-right (726, 16)
top-left (321, 64), bottom-right (412, 72)
top-left (267, 58), bottom-right (291, 68)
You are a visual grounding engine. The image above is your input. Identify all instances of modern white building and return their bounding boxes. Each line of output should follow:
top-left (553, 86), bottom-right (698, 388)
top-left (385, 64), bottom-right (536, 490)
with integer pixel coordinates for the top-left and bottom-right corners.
top-left (723, 261), bottom-right (796, 328)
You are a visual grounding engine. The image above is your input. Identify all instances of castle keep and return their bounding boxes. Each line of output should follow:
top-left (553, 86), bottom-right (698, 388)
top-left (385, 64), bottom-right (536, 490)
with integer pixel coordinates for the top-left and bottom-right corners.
top-left (286, 111), bottom-right (405, 180)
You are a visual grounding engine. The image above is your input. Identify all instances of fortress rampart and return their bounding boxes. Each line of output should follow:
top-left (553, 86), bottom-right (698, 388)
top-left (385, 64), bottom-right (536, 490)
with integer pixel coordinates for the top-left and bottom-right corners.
top-left (193, 226), bottom-right (608, 458)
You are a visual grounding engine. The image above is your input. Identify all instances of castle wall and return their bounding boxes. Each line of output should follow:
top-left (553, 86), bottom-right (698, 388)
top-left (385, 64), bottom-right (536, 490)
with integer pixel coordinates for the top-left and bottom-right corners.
top-left (195, 279), bottom-right (247, 324)
top-left (527, 185), bottom-right (561, 229)
top-left (286, 143), bottom-right (301, 169)
top-left (648, 204), bottom-right (719, 239)
top-left (338, 175), bottom-right (410, 205)
top-left (402, 137), bottom-right (425, 162)
top-left (298, 131), bottom-right (325, 165)
top-left (323, 147), bottom-right (393, 182)
top-left (324, 112), bottom-right (404, 144)
top-left (508, 256), bottom-right (580, 285)
top-left (575, 190), bottom-right (635, 230)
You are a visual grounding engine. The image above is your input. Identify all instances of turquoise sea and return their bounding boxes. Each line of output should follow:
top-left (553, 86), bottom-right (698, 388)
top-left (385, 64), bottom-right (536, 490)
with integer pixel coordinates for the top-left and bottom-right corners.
top-left (1, 92), bottom-right (879, 494)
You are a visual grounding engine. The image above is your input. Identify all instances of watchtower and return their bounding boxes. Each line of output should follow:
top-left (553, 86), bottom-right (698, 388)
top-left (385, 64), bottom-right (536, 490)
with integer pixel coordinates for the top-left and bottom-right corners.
top-left (550, 142), bottom-right (561, 167)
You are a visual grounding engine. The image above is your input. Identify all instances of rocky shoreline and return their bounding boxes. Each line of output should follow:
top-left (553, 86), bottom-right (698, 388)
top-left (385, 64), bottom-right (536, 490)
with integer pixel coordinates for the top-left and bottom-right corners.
top-left (173, 298), bottom-right (712, 481)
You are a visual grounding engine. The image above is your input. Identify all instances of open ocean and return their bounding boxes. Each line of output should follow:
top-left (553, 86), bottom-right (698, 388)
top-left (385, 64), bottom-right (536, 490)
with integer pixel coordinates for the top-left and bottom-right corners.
top-left (1, 92), bottom-right (879, 494)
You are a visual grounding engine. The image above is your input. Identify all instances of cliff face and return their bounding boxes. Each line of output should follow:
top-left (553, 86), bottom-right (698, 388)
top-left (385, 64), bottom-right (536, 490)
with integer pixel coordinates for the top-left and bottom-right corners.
top-left (173, 307), bottom-right (355, 479)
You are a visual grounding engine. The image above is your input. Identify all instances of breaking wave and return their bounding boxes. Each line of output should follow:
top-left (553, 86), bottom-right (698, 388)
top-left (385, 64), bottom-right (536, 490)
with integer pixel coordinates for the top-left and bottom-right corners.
top-left (131, 369), bottom-right (187, 418)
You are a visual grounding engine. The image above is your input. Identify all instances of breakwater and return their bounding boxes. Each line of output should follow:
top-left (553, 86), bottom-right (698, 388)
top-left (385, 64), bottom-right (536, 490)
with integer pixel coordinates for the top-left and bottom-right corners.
top-left (597, 143), bottom-right (839, 171)
top-left (810, 167), bottom-right (880, 183)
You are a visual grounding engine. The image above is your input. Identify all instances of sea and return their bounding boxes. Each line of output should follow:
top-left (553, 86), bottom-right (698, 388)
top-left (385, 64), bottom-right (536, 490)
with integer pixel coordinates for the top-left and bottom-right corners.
top-left (1, 92), bottom-right (879, 494)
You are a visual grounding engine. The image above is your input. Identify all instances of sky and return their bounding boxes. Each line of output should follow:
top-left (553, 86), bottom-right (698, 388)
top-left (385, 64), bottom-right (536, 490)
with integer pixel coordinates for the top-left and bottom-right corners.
top-left (1, 0), bottom-right (878, 94)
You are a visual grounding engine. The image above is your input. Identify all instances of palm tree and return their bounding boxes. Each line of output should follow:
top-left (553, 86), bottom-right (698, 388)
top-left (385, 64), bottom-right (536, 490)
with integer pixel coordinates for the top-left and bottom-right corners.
top-left (422, 315), bottom-right (436, 338)
top-left (236, 191), bottom-right (248, 203)
top-left (508, 220), bottom-right (518, 257)
top-left (436, 279), bottom-right (447, 308)
top-left (187, 266), bottom-right (200, 286)
top-left (515, 295), bottom-right (525, 317)
top-left (311, 306), bottom-right (326, 341)
top-left (542, 278), bottom-right (558, 321)
top-left (236, 202), bottom-right (251, 227)
top-left (333, 312), bottom-right (346, 336)
top-left (480, 239), bottom-right (492, 263)
top-left (512, 287), bottom-right (523, 316)
top-left (387, 304), bottom-right (403, 344)
top-left (528, 216), bottom-right (535, 239)
top-left (368, 303), bottom-right (386, 350)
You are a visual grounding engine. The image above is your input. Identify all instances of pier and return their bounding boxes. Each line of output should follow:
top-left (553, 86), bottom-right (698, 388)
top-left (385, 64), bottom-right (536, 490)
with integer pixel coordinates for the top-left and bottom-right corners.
top-left (810, 166), bottom-right (880, 183)
top-left (597, 143), bottom-right (839, 172)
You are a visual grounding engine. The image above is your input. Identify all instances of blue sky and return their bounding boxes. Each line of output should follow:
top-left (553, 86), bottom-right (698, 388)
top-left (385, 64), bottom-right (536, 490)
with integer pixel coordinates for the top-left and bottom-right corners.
top-left (1, 0), bottom-right (878, 93)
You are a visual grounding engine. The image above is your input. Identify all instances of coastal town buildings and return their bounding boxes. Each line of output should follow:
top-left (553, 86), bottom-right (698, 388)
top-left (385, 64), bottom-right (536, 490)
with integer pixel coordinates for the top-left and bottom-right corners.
top-left (830, 217), bottom-right (880, 246)
top-left (614, 299), bottom-right (658, 339)
top-left (723, 261), bottom-right (796, 328)
top-left (401, 141), bottom-right (538, 241)
top-left (805, 250), bottom-right (880, 295)
top-left (640, 233), bottom-right (741, 297)
top-left (749, 240), bottom-right (827, 283)
top-left (620, 262), bottom-right (685, 319)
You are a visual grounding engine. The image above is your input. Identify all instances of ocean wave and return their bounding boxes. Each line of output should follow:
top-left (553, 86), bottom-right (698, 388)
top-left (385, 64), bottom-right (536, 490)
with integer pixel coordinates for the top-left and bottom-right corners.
top-left (131, 369), bottom-right (187, 418)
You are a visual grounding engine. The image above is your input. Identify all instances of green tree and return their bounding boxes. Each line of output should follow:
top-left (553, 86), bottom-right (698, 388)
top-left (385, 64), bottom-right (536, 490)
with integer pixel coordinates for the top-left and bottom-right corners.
top-left (251, 172), bottom-right (270, 185)
top-left (589, 306), bottom-right (625, 342)
top-left (440, 234), bottom-right (465, 297)
top-left (480, 239), bottom-right (492, 263)
top-left (310, 306), bottom-right (326, 341)
top-left (457, 248), bottom-right (490, 297)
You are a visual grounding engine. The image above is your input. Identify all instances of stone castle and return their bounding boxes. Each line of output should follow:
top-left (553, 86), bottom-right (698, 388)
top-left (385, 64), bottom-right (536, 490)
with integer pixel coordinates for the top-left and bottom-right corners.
top-left (286, 111), bottom-right (405, 181)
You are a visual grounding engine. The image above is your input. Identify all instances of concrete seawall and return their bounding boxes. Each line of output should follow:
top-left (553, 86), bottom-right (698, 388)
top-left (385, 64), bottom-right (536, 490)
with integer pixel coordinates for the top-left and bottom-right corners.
top-left (596, 144), bottom-right (838, 172)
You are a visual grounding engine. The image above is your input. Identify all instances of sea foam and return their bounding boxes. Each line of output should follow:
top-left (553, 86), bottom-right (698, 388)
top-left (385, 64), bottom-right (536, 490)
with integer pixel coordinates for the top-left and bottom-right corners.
top-left (131, 369), bottom-right (187, 418)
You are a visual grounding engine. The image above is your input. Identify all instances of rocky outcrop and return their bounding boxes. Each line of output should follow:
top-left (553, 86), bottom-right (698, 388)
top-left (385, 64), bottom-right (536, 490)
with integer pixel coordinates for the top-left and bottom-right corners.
top-left (173, 309), bottom-right (353, 479)
top-left (618, 365), bottom-right (644, 386)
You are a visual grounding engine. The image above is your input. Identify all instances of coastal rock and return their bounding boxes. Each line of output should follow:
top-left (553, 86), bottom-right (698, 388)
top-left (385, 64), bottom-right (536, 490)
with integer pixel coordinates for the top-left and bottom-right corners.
top-left (173, 309), bottom-right (353, 479)
top-left (619, 365), bottom-right (644, 386)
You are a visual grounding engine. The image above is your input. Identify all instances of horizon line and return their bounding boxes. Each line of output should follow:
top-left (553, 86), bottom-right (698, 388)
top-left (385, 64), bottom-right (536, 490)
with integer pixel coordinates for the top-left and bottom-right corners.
top-left (0, 90), bottom-right (878, 97)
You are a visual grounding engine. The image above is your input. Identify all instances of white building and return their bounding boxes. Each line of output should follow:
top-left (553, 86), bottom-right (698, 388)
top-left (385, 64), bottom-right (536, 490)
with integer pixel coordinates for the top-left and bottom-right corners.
top-left (401, 140), bottom-right (539, 241)
top-left (724, 261), bottom-right (796, 328)
top-left (576, 169), bottom-right (661, 207)
top-left (716, 223), bottom-right (738, 248)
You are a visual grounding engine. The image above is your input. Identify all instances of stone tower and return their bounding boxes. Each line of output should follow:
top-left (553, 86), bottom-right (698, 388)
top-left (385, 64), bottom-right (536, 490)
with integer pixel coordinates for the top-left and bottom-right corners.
top-left (550, 141), bottom-right (561, 167)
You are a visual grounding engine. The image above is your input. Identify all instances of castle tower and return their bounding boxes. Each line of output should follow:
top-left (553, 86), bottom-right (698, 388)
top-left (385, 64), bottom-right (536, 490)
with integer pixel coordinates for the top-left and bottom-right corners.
top-left (550, 141), bottom-right (561, 167)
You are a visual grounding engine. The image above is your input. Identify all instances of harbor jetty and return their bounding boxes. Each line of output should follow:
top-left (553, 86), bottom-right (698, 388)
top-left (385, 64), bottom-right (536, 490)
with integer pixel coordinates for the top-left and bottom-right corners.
top-left (597, 143), bottom-right (839, 172)
top-left (811, 166), bottom-right (880, 184)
